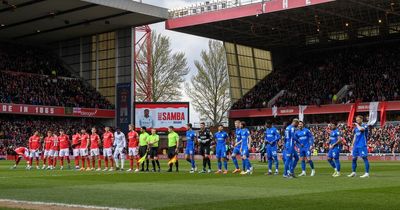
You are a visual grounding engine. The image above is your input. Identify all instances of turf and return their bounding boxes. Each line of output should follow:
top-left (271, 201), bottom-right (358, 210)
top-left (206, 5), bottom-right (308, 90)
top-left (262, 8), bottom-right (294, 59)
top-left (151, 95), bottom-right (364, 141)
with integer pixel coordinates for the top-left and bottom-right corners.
top-left (0, 160), bottom-right (399, 210)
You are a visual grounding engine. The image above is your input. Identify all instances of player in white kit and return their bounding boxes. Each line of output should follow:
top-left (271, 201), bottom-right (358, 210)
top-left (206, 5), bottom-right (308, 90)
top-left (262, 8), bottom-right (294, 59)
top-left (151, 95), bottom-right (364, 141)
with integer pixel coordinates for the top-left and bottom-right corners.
top-left (113, 128), bottom-right (126, 171)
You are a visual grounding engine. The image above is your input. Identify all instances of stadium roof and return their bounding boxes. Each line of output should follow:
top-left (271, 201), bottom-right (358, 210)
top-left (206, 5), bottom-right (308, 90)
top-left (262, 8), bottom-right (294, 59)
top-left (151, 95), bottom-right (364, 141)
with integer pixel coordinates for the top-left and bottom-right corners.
top-left (166, 0), bottom-right (400, 50)
top-left (0, 0), bottom-right (168, 45)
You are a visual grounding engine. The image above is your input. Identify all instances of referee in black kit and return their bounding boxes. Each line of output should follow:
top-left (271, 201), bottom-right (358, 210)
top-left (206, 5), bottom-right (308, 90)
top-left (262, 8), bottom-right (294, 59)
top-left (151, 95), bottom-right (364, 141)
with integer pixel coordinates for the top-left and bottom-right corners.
top-left (198, 122), bottom-right (213, 173)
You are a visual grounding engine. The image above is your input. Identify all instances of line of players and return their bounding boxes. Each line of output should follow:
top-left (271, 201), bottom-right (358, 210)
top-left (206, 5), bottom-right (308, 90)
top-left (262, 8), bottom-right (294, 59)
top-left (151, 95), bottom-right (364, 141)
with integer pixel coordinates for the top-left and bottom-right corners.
top-left (259, 116), bottom-right (370, 178)
top-left (13, 125), bottom-right (139, 171)
top-left (12, 122), bottom-right (234, 174)
top-left (12, 116), bottom-right (371, 178)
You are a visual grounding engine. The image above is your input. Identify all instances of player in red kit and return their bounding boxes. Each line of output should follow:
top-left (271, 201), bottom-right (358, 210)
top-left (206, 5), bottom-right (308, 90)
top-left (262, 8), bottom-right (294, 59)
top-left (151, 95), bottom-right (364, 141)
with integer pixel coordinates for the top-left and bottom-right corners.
top-left (102, 127), bottom-right (114, 171)
top-left (80, 129), bottom-right (90, 171)
top-left (28, 131), bottom-right (41, 170)
top-left (12, 147), bottom-right (29, 169)
top-left (42, 131), bottom-right (54, 169)
top-left (58, 129), bottom-right (71, 170)
top-left (127, 124), bottom-right (139, 172)
top-left (90, 127), bottom-right (101, 171)
top-left (50, 132), bottom-right (59, 170)
top-left (72, 130), bottom-right (81, 169)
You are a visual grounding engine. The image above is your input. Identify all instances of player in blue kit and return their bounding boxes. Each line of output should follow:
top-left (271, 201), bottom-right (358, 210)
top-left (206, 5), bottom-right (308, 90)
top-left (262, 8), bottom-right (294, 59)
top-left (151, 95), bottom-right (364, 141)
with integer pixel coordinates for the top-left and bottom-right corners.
top-left (239, 121), bottom-right (253, 175)
top-left (295, 121), bottom-right (315, 177)
top-left (348, 115), bottom-right (370, 178)
top-left (231, 120), bottom-right (243, 174)
top-left (214, 125), bottom-right (229, 174)
top-left (185, 123), bottom-right (197, 173)
top-left (327, 121), bottom-right (342, 177)
top-left (281, 123), bottom-right (289, 166)
top-left (284, 118), bottom-right (299, 178)
top-left (264, 121), bottom-right (280, 175)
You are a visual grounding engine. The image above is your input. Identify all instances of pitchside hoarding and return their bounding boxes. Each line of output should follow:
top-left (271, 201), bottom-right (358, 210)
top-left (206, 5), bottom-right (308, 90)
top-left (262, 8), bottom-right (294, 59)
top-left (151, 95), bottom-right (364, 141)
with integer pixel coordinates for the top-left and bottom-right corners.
top-left (134, 102), bottom-right (189, 131)
top-left (0, 103), bottom-right (115, 118)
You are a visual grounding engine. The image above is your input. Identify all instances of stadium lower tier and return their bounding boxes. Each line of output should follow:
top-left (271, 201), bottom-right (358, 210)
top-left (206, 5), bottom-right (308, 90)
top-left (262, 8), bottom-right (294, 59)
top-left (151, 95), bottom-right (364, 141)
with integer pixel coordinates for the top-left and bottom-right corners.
top-left (0, 114), bottom-right (107, 155)
top-left (243, 123), bottom-right (400, 155)
top-left (1, 116), bottom-right (399, 156)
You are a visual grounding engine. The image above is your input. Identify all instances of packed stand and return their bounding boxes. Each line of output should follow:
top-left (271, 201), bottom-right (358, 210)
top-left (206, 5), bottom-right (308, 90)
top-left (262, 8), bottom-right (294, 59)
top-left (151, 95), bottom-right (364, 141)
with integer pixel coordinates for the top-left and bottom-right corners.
top-left (0, 71), bottom-right (113, 109)
top-left (0, 43), bottom-right (113, 109)
top-left (233, 42), bottom-right (400, 109)
top-left (231, 72), bottom-right (285, 109)
top-left (0, 42), bottom-right (70, 76)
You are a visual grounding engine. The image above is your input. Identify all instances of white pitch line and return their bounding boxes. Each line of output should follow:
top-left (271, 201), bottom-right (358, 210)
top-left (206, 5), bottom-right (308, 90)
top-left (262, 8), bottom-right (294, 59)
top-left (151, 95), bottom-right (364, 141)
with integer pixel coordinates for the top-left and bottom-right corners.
top-left (0, 199), bottom-right (141, 210)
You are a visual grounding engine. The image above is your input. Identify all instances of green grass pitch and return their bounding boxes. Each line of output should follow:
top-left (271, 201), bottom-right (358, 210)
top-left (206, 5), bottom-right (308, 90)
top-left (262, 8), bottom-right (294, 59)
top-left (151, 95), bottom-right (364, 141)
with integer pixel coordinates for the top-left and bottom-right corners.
top-left (0, 160), bottom-right (400, 210)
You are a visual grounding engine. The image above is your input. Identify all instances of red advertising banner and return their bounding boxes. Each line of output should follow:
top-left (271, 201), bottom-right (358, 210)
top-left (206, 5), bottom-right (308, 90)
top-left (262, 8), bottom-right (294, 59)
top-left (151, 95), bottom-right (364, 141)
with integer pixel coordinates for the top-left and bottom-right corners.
top-left (70, 107), bottom-right (115, 118)
top-left (229, 101), bottom-right (400, 119)
top-left (0, 103), bottom-right (115, 118)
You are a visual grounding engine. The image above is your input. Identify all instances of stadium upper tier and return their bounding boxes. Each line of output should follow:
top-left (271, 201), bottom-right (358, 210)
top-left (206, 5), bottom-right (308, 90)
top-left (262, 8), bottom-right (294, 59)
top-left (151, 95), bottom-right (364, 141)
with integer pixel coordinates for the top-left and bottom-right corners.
top-left (166, 0), bottom-right (400, 110)
top-left (0, 42), bottom-right (70, 76)
top-left (232, 41), bottom-right (400, 109)
top-left (0, 42), bottom-right (114, 109)
top-left (0, 71), bottom-right (113, 109)
top-left (0, 0), bottom-right (168, 44)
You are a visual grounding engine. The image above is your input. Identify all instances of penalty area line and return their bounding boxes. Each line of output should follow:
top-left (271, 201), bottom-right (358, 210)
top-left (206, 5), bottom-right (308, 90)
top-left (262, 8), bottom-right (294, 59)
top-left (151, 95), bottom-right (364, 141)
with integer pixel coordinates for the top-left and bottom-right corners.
top-left (0, 199), bottom-right (141, 210)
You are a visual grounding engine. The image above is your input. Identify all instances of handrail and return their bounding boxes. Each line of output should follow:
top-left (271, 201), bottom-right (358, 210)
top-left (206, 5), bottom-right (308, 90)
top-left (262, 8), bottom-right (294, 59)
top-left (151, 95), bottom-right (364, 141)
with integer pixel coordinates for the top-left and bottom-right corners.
top-left (268, 90), bottom-right (286, 107)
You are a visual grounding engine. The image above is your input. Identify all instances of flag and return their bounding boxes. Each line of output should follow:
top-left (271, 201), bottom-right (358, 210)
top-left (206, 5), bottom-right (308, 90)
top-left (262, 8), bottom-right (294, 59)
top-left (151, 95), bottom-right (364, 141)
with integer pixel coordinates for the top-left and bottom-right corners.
top-left (367, 102), bottom-right (379, 126)
top-left (168, 155), bottom-right (178, 165)
top-left (272, 105), bottom-right (278, 118)
top-left (380, 101), bottom-right (387, 127)
top-left (138, 152), bottom-right (147, 164)
top-left (347, 101), bottom-right (359, 128)
top-left (298, 105), bottom-right (307, 121)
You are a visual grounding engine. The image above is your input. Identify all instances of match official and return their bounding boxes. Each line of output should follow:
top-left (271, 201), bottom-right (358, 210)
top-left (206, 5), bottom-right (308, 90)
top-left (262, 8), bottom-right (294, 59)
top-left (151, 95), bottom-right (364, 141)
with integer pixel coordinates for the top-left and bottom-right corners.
top-left (139, 127), bottom-right (149, 171)
top-left (167, 126), bottom-right (179, 172)
top-left (148, 128), bottom-right (161, 172)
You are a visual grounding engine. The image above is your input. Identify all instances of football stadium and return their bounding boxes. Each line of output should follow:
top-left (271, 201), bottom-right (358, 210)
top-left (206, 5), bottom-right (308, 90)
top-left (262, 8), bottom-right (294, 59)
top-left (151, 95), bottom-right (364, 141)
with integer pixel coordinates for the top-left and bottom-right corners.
top-left (1, 0), bottom-right (400, 209)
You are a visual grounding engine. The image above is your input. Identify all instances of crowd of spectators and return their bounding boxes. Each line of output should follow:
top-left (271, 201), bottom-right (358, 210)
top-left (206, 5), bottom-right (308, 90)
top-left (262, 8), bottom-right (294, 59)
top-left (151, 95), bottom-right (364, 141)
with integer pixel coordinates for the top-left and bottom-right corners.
top-left (0, 43), bottom-right (113, 109)
top-left (344, 47), bottom-right (400, 103)
top-left (233, 42), bottom-right (400, 109)
top-left (0, 116), bottom-right (105, 155)
top-left (0, 71), bottom-right (113, 109)
top-left (231, 72), bottom-right (285, 109)
top-left (0, 42), bottom-right (70, 76)
top-left (247, 123), bottom-right (400, 155)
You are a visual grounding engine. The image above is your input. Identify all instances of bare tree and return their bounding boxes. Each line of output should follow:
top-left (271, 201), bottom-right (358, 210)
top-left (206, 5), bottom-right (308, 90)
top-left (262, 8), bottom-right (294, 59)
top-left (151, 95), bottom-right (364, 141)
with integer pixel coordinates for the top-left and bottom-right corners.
top-left (135, 32), bottom-right (189, 102)
top-left (187, 40), bottom-right (230, 125)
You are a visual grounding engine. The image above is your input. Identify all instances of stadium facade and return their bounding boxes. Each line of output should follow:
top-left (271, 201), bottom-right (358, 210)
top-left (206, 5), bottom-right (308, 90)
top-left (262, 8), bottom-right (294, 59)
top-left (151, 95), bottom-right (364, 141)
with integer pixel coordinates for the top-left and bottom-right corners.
top-left (166, 0), bottom-right (400, 126)
top-left (0, 0), bottom-right (168, 126)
